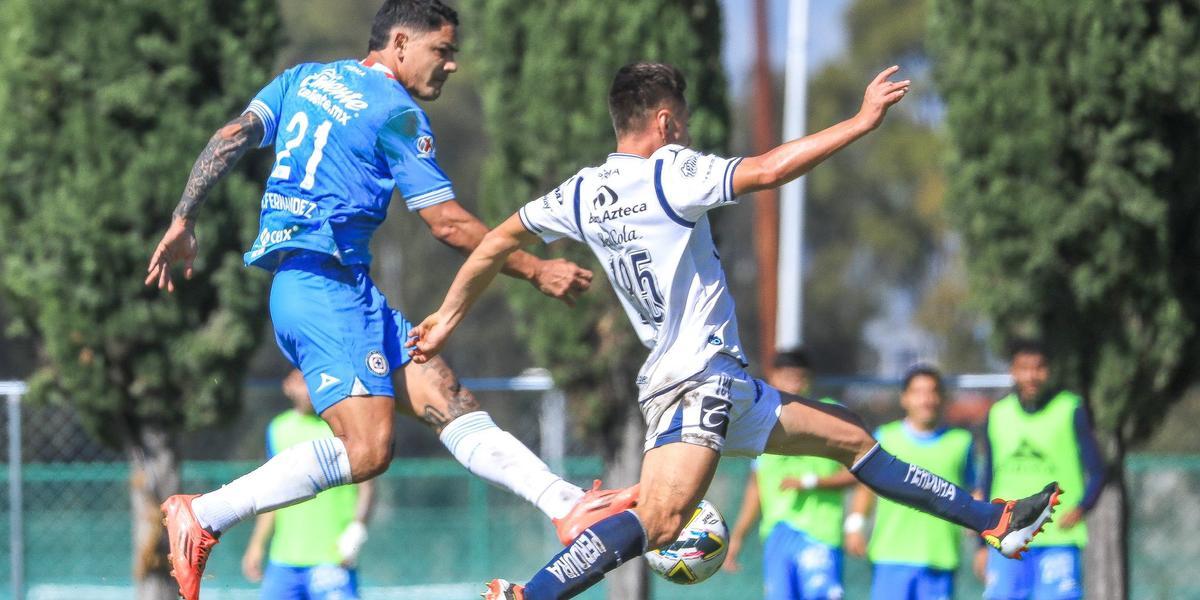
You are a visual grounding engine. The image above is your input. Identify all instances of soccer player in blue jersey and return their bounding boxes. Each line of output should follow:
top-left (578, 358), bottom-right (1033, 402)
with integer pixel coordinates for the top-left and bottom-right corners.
top-left (145, 2), bottom-right (635, 599)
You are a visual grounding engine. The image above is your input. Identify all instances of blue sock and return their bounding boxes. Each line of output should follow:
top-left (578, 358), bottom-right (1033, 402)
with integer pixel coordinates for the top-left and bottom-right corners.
top-left (852, 443), bottom-right (1002, 532)
top-left (523, 510), bottom-right (647, 600)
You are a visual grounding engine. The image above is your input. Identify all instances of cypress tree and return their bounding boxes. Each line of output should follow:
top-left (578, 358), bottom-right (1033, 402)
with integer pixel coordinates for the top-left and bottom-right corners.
top-left (0, 0), bottom-right (280, 596)
top-left (931, 2), bottom-right (1200, 596)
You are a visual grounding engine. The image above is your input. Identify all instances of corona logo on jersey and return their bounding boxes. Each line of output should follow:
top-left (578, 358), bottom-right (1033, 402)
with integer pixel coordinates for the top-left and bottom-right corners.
top-left (646, 499), bottom-right (729, 585)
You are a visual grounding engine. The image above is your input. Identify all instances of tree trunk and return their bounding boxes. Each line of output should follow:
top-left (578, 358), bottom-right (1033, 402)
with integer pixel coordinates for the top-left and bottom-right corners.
top-left (605, 401), bottom-right (649, 600)
top-left (128, 423), bottom-right (181, 600)
top-left (1084, 432), bottom-right (1128, 600)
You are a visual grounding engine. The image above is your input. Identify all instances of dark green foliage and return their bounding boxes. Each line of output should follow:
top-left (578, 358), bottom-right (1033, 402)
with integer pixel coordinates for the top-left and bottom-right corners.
top-left (0, 0), bottom-right (281, 445)
top-left (460, 0), bottom-right (729, 421)
top-left (930, 0), bottom-right (1200, 441)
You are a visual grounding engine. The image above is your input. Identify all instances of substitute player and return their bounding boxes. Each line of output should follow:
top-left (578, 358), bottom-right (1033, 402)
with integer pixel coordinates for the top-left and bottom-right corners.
top-left (844, 365), bottom-right (976, 600)
top-left (146, 2), bottom-right (635, 599)
top-left (408, 62), bottom-right (1063, 600)
top-left (241, 370), bottom-right (375, 600)
top-left (724, 349), bottom-right (856, 600)
top-left (976, 340), bottom-right (1105, 600)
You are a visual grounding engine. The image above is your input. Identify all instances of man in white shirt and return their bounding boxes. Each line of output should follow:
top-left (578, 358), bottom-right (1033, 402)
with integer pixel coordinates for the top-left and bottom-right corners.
top-left (408, 62), bottom-right (1062, 600)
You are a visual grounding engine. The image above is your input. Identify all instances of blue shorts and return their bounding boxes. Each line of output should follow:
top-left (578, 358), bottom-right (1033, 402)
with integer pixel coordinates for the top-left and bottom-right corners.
top-left (763, 522), bottom-right (844, 600)
top-left (261, 562), bottom-right (359, 600)
top-left (984, 545), bottom-right (1082, 600)
top-left (870, 563), bottom-right (954, 600)
top-left (270, 251), bottom-right (411, 414)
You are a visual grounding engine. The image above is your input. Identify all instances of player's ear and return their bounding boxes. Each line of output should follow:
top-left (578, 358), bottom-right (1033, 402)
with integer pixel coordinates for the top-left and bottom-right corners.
top-left (655, 108), bottom-right (672, 143)
top-left (392, 29), bottom-right (409, 60)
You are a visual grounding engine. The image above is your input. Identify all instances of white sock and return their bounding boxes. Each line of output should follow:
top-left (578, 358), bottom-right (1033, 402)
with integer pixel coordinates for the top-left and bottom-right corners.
top-left (440, 411), bottom-right (584, 520)
top-left (192, 437), bottom-right (353, 534)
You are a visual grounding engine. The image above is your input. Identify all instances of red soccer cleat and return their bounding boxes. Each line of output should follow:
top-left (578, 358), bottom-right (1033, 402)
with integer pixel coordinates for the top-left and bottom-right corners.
top-left (161, 494), bottom-right (219, 600)
top-left (553, 480), bottom-right (640, 546)
top-left (482, 578), bottom-right (525, 599)
top-left (980, 482), bottom-right (1061, 559)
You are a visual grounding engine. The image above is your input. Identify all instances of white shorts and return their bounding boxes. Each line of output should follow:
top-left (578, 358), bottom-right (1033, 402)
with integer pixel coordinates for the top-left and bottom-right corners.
top-left (640, 354), bottom-right (782, 457)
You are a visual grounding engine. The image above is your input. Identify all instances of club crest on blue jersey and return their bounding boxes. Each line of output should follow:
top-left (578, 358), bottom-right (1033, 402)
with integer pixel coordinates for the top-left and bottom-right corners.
top-left (365, 350), bottom-right (389, 376)
top-left (415, 135), bottom-right (434, 157)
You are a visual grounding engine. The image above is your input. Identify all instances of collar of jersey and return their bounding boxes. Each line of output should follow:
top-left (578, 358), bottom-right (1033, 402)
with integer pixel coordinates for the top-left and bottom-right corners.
top-left (360, 58), bottom-right (397, 80)
top-left (608, 152), bottom-right (646, 160)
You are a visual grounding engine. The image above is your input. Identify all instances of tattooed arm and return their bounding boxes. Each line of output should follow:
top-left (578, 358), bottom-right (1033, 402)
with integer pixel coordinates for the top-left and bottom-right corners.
top-left (145, 112), bottom-right (265, 292)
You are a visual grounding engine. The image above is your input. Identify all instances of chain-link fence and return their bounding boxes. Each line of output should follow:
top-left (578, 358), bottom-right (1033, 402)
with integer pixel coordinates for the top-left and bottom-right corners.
top-left (3, 377), bottom-right (1199, 599)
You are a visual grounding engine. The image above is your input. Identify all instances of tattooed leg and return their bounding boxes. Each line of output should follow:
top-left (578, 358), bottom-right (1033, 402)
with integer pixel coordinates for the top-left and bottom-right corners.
top-left (401, 357), bottom-right (584, 519)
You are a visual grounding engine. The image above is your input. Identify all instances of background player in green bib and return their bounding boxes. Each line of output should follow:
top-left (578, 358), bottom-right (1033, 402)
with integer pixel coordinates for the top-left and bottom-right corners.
top-left (976, 341), bottom-right (1105, 600)
top-left (241, 370), bottom-right (376, 600)
top-left (845, 365), bottom-right (975, 600)
top-left (725, 349), bottom-right (857, 599)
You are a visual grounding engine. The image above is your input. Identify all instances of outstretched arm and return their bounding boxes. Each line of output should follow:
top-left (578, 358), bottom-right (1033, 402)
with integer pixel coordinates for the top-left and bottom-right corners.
top-left (145, 112), bottom-right (265, 292)
top-left (731, 66), bottom-right (910, 197)
top-left (418, 201), bottom-right (592, 305)
top-left (407, 214), bottom-right (545, 361)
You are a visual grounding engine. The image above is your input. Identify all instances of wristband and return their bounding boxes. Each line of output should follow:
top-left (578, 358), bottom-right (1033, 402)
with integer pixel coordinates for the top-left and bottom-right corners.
top-left (844, 512), bottom-right (865, 534)
top-left (800, 473), bottom-right (819, 490)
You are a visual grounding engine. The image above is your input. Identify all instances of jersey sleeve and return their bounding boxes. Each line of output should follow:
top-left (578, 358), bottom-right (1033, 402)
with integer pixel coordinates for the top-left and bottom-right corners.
top-left (657, 146), bottom-right (744, 223)
top-left (242, 69), bottom-right (291, 149)
top-left (377, 108), bottom-right (456, 211)
top-left (517, 175), bottom-right (584, 243)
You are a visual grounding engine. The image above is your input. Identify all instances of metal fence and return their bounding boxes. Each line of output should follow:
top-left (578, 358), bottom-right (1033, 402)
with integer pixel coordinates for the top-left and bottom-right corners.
top-left (3, 377), bottom-right (1199, 599)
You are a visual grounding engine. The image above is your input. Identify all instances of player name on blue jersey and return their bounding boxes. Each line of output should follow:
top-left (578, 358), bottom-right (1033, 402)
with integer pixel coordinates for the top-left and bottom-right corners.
top-left (241, 59), bottom-right (456, 270)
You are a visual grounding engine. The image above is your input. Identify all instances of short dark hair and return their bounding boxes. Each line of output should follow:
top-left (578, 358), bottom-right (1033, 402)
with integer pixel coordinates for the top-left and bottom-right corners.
top-left (902, 364), bottom-right (945, 396)
top-left (368, 0), bottom-right (459, 52)
top-left (1008, 338), bottom-right (1048, 361)
top-left (774, 348), bottom-right (811, 370)
top-left (608, 62), bottom-right (688, 137)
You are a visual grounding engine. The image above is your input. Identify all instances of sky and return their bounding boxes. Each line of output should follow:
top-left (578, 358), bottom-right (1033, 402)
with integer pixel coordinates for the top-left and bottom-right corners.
top-left (720, 0), bottom-right (851, 92)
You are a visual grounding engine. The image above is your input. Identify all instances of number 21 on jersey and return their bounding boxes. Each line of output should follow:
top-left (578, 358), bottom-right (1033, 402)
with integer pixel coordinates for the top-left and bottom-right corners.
top-left (270, 112), bottom-right (332, 190)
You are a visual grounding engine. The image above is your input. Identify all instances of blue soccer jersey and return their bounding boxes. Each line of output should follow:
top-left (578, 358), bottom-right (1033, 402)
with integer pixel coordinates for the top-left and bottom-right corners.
top-left (241, 59), bottom-right (454, 269)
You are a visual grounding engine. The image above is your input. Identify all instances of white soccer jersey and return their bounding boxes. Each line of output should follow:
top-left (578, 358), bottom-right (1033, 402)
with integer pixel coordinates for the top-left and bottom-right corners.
top-left (519, 144), bottom-right (748, 400)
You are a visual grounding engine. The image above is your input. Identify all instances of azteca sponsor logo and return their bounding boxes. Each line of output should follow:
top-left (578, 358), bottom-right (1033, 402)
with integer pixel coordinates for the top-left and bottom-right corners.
top-left (261, 192), bottom-right (318, 218)
top-left (589, 185), bottom-right (647, 223)
top-left (593, 185), bottom-right (618, 208)
top-left (545, 530), bottom-right (608, 583)
top-left (415, 135), bottom-right (434, 157)
top-left (298, 69), bottom-right (368, 124)
top-left (589, 203), bottom-right (647, 224)
top-left (903, 464), bottom-right (956, 500)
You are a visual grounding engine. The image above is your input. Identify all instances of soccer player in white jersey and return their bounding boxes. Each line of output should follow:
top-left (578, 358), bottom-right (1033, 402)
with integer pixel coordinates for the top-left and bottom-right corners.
top-left (144, 2), bottom-right (634, 599)
top-left (408, 63), bottom-right (1062, 600)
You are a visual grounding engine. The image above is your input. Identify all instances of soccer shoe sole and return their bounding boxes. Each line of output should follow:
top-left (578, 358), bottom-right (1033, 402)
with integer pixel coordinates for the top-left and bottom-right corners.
top-left (997, 483), bottom-right (1062, 559)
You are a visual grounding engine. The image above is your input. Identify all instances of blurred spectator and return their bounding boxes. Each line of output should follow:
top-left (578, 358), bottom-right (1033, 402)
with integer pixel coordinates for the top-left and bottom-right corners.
top-left (975, 340), bottom-right (1105, 600)
top-left (845, 365), bottom-right (975, 599)
top-left (241, 370), bottom-right (375, 600)
top-left (724, 349), bottom-right (857, 599)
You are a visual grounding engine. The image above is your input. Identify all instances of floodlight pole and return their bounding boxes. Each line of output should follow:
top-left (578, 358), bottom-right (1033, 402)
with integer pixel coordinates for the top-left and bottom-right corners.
top-left (777, 0), bottom-right (808, 352)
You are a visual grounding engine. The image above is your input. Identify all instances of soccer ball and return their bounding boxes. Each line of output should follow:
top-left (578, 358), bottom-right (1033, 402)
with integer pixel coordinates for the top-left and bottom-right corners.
top-left (644, 499), bottom-right (728, 585)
